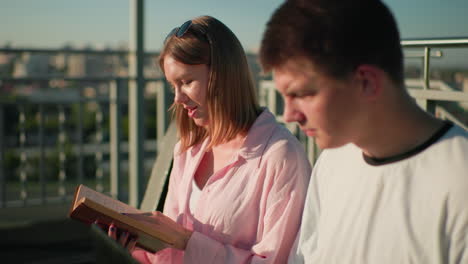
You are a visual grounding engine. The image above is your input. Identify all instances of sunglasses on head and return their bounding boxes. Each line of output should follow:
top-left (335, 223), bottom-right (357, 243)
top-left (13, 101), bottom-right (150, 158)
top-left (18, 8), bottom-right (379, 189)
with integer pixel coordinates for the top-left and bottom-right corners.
top-left (164, 20), bottom-right (193, 43)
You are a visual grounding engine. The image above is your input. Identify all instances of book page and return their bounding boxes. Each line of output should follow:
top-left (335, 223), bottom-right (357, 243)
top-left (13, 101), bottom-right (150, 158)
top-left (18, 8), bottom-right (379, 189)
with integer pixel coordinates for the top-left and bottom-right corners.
top-left (75, 185), bottom-right (141, 214)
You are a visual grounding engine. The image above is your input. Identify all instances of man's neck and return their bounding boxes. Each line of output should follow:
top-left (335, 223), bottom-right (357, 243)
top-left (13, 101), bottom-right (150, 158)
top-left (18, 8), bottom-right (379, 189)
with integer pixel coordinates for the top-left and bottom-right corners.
top-left (357, 100), bottom-right (444, 159)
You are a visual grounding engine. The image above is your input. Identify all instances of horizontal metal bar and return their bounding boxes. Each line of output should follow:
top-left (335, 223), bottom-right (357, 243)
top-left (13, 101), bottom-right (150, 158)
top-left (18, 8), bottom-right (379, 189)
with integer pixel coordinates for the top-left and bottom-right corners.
top-left (6, 140), bottom-right (158, 157)
top-left (0, 76), bottom-right (164, 82)
top-left (401, 38), bottom-right (468, 48)
top-left (0, 47), bottom-right (257, 58)
top-left (0, 97), bottom-right (122, 105)
top-left (407, 88), bottom-right (468, 102)
top-left (405, 79), bottom-right (461, 92)
top-left (0, 47), bottom-right (159, 56)
top-left (404, 50), bottom-right (443, 58)
top-left (2, 195), bottom-right (73, 208)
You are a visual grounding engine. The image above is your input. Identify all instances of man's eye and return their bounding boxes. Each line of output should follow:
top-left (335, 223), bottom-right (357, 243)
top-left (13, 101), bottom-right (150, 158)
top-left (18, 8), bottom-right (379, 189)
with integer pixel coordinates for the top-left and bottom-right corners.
top-left (289, 91), bottom-right (316, 98)
top-left (287, 93), bottom-right (301, 98)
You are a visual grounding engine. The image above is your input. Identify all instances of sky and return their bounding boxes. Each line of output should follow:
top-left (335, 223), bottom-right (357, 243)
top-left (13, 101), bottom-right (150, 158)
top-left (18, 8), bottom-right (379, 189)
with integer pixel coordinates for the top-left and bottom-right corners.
top-left (0, 0), bottom-right (468, 51)
top-left (2, 0), bottom-right (468, 66)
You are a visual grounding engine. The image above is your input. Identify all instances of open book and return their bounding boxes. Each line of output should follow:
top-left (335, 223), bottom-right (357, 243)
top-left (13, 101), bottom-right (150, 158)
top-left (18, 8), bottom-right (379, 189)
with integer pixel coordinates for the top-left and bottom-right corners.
top-left (68, 184), bottom-right (172, 253)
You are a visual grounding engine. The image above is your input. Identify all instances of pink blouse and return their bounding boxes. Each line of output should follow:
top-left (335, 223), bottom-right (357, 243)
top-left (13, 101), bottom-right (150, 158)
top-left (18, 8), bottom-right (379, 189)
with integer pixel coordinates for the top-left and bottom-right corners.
top-left (140, 109), bottom-right (311, 263)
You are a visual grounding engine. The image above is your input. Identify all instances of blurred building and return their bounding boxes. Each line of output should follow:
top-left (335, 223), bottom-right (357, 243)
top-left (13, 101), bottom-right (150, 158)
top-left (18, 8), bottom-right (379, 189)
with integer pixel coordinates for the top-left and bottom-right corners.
top-left (13, 53), bottom-right (50, 77)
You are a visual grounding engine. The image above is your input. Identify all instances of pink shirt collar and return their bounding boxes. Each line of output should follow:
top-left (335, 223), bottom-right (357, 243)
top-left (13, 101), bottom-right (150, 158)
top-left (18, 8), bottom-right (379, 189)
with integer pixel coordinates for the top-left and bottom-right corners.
top-left (188, 108), bottom-right (278, 168)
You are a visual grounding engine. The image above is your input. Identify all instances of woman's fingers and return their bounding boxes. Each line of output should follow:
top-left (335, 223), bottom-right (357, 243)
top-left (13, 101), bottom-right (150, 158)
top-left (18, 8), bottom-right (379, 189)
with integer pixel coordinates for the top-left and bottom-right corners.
top-left (93, 219), bottom-right (107, 230)
top-left (93, 211), bottom-right (189, 251)
top-left (108, 222), bottom-right (117, 240)
top-left (126, 236), bottom-right (138, 252)
top-left (99, 221), bottom-right (138, 252)
top-left (118, 231), bottom-right (130, 246)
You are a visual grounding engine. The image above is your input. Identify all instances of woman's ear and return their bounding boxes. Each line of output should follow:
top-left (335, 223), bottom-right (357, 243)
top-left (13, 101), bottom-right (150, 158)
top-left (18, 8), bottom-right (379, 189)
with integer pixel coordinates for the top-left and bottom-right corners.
top-left (354, 65), bottom-right (383, 100)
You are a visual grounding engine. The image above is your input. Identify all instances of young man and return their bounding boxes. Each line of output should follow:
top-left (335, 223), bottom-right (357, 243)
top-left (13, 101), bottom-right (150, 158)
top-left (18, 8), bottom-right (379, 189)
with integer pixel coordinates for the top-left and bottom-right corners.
top-left (259, 0), bottom-right (468, 263)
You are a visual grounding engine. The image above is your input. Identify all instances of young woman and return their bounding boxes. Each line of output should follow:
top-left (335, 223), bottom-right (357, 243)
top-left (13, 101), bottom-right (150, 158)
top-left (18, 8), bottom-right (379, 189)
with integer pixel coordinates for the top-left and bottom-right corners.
top-left (112, 16), bottom-right (311, 264)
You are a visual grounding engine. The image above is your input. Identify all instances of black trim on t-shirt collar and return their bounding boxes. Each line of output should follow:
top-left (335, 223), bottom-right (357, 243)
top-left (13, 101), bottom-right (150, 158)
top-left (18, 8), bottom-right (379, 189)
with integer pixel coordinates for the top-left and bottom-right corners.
top-left (363, 120), bottom-right (453, 166)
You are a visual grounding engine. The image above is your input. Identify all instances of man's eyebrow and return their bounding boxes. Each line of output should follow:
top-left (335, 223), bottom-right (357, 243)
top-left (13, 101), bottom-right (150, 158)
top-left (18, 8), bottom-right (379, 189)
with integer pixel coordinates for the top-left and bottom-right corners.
top-left (284, 84), bottom-right (297, 94)
top-left (283, 85), bottom-right (302, 96)
top-left (285, 83), bottom-right (305, 92)
top-left (285, 82), bottom-right (316, 96)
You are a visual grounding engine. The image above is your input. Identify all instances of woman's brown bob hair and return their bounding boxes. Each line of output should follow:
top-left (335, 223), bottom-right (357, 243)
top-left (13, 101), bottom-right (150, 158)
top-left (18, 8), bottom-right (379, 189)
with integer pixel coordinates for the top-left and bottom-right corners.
top-left (159, 16), bottom-right (259, 152)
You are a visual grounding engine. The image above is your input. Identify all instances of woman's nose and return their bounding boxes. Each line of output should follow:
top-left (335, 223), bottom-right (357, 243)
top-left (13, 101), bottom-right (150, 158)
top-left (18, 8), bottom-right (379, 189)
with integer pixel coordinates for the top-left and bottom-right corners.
top-left (174, 88), bottom-right (188, 104)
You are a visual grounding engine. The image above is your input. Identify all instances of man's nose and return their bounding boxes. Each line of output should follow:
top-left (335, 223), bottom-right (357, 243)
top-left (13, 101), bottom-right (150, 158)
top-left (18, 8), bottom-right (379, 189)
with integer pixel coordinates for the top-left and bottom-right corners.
top-left (283, 100), bottom-right (305, 124)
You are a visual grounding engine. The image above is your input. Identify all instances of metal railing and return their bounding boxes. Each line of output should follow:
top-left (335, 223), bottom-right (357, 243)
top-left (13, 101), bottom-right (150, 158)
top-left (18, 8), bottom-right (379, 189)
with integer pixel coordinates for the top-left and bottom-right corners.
top-left (401, 37), bottom-right (468, 112)
top-left (260, 37), bottom-right (468, 163)
top-left (0, 71), bottom-right (172, 208)
top-left (1, 37), bottom-right (468, 211)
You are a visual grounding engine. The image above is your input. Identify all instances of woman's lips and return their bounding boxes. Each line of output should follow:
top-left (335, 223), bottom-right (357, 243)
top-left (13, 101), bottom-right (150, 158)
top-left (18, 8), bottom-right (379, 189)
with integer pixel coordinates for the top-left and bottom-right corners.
top-left (186, 106), bottom-right (197, 118)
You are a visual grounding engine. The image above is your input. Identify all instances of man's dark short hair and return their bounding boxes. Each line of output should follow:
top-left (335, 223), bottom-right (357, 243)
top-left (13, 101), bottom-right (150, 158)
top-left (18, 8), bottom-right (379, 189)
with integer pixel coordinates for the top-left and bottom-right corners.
top-left (260, 0), bottom-right (404, 85)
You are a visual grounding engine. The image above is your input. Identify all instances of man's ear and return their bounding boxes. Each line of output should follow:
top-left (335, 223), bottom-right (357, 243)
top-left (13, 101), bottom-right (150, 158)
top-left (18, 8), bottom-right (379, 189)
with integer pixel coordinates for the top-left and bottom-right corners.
top-left (354, 65), bottom-right (383, 100)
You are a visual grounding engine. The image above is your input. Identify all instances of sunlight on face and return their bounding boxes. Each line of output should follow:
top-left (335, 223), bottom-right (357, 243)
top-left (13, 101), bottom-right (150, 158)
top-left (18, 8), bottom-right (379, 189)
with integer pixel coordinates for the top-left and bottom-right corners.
top-left (273, 59), bottom-right (361, 149)
top-left (163, 56), bottom-right (211, 128)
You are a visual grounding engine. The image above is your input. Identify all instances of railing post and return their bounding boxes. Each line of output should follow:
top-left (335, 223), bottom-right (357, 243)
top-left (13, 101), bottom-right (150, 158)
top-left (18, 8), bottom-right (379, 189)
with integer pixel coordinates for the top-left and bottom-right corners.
top-left (307, 137), bottom-right (316, 165)
top-left (415, 46), bottom-right (431, 111)
top-left (95, 102), bottom-right (104, 193)
top-left (157, 81), bottom-right (171, 149)
top-left (423, 47), bottom-right (431, 90)
top-left (37, 104), bottom-right (46, 204)
top-left (77, 87), bottom-right (84, 185)
top-left (0, 105), bottom-right (5, 208)
top-left (19, 105), bottom-right (28, 206)
top-left (422, 47), bottom-right (436, 114)
top-left (110, 79), bottom-right (122, 200)
top-left (128, 0), bottom-right (145, 207)
top-left (268, 82), bottom-right (278, 116)
top-left (58, 105), bottom-right (67, 201)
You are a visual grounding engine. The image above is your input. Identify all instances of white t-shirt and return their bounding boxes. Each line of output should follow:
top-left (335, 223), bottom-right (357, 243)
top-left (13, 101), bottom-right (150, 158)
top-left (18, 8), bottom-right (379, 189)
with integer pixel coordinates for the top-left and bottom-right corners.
top-left (289, 122), bottom-right (468, 264)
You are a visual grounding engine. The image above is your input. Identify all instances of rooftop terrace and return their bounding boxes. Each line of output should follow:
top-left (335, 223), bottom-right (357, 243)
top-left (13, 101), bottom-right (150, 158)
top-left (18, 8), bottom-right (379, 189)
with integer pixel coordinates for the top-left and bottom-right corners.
top-left (1, 4), bottom-right (468, 260)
